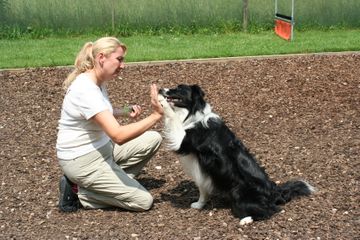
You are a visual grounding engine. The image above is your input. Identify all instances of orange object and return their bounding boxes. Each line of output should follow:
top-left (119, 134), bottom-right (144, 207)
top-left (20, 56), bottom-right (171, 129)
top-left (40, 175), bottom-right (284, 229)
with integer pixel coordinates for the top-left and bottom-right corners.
top-left (275, 19), bottom-right (292, 41)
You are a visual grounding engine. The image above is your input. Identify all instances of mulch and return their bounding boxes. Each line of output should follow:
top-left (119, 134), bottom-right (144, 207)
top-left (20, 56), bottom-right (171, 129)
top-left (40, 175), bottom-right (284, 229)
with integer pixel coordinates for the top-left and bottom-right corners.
top-left (0, 53), bottom-right (359, 240)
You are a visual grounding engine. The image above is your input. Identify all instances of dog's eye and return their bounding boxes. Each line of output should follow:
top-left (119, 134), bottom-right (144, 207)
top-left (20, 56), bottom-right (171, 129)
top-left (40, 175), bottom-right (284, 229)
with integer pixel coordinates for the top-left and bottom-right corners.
top-left (177, 85), bottom-right (187, 90)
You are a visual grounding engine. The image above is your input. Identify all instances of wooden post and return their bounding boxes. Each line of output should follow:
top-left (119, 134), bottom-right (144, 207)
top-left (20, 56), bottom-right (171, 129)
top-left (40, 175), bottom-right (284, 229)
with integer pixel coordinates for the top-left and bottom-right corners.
top-left (111, 0), bottom-right (115, 31)
top-left (291, 0), bottom-right (295, 40)
top-left (242, 0), bottom-right (249, 32)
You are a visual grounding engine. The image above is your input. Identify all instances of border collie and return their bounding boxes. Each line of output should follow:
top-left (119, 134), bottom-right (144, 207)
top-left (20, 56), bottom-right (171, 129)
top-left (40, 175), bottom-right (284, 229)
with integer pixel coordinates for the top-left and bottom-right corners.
top-left (158, 84), bottom-right (314, 224)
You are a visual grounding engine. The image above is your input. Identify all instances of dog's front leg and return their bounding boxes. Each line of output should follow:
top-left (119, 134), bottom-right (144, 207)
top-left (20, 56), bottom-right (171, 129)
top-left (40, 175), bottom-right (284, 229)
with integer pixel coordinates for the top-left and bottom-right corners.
top-left (191, 186), bottom-right (209, 209)
top-left (190, 165), bottom-right (213, 209)
top-left (158, 95), bottom-right (174, 116)
top-left (158, 94), bottom-right (185, 151)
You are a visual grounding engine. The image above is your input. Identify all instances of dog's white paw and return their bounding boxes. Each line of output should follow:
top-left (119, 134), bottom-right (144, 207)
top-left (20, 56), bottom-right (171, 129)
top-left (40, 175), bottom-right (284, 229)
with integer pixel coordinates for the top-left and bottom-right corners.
top-left (190, 201), bottom-right (206, 209)
top-left (158, 94), bottom-right (165, 102)
top-left (239, 216), bottom-right (253, 225)
top-left (158, 94), bottom-right (175, 117)
top-left (158, 94), bottom-right (169, 108)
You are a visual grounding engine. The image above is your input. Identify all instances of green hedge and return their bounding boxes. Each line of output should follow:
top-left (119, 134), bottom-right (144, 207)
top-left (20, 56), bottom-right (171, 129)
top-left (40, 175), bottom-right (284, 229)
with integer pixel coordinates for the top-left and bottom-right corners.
top-left (1, 0), bottom-right (359, 39)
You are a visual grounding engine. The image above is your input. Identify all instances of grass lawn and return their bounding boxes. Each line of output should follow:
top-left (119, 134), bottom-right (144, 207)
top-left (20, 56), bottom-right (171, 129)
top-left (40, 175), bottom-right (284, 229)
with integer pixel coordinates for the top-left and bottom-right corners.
top-left (1, 29), bottom-right (359, 69)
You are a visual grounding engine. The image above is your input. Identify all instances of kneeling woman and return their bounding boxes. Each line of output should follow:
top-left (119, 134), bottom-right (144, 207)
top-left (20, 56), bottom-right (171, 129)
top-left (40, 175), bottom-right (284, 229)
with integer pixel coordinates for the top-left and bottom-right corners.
top-left (56, 37), bottom-right (163, 212)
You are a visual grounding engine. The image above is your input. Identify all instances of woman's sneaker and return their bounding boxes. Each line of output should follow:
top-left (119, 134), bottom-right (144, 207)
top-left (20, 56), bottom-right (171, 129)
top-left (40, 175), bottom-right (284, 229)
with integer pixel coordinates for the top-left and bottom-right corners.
top-left (59, 175), bottom-right (80, 212)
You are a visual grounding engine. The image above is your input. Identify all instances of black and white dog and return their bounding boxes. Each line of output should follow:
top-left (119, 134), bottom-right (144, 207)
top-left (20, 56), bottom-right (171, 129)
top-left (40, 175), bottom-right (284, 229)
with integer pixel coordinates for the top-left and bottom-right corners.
top-left (158, 84), bottom-right (314, 224)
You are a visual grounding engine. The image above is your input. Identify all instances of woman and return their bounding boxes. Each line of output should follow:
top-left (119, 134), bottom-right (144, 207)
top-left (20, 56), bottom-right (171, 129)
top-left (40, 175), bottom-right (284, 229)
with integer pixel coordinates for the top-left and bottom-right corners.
top-left (56, 37), bottom-right (163, 212)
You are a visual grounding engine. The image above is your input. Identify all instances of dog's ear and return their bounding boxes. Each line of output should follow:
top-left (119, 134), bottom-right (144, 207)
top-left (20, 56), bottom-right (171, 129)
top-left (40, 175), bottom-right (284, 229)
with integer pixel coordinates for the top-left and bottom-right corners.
top-left (190, 85), bottom-right (206, 112)
top-left (191, 85), bottom-right (205, 98)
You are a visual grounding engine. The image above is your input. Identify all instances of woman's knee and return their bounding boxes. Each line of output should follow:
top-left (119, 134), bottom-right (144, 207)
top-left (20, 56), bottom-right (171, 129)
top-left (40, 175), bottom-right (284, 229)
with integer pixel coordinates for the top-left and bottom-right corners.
top-left (138, 192), bottom-right (153, 211)
top-left (146, 131), bottom-right (163, 146)
top-left (126, 191), bottom-right (153, 211)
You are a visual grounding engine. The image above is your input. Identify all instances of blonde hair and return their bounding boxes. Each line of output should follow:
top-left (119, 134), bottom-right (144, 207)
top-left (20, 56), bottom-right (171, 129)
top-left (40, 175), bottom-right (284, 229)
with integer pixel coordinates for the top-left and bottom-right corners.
top-left (63, 37), bottom-right (127, 90)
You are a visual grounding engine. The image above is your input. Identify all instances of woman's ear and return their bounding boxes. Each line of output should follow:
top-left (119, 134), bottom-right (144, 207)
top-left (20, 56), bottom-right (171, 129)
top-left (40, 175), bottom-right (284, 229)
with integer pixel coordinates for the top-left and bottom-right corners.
top-left (97, 52), bottom-right (105, 68)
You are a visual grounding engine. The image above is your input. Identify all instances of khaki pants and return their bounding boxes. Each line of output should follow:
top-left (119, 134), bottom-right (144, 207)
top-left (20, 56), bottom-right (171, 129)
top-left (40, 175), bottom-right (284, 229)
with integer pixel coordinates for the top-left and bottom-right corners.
top-left (58, 131), bottom-right (162, 211)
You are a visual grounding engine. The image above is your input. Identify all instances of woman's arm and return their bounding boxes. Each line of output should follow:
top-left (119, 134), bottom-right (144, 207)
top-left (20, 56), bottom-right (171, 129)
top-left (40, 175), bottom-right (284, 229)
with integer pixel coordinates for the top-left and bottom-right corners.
top-left (92, 84), bottom-right (163, 145)
top-left (92, 110), bottom-right (161, 144)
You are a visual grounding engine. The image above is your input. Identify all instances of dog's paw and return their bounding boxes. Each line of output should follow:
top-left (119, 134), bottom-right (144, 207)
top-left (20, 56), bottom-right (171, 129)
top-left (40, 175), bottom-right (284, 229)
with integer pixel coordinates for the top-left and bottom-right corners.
top-left (158, 94), bottom-right (169, 108)
top-left (239, 216), bottom-right (253, 225)
top-left (158, 94), bottom-right (175, 117)
top-left (158, 94), bottom-right (166, 103)
top-left (190, 201), bottom-right (206, 209)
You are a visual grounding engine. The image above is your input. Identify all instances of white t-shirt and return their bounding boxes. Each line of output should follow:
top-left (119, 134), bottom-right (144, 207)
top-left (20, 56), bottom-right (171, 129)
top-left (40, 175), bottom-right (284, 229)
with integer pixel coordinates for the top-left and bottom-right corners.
top-left (56, 73), bottom-right (113, 160)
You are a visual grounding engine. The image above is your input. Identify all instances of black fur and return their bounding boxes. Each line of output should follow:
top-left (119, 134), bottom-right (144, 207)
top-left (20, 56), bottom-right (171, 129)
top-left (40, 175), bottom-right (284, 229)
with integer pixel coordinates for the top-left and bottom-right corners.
top-left (162, 84), bottom-right (313, 221)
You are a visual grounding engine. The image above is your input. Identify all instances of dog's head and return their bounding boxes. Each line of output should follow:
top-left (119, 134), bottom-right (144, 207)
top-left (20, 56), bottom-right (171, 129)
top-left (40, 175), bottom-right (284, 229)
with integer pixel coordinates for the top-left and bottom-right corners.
top-left (159, 84), bottom-right (206, 114)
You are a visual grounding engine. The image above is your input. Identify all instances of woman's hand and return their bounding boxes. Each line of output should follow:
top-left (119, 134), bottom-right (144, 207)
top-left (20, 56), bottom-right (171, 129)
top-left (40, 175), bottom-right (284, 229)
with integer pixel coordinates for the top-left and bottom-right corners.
top-left (113, 105), bottom-right (140, 119)
top-left (129, 105), bottom-right (141, 119)
top-left (150, 84), bottom-right (164, 119)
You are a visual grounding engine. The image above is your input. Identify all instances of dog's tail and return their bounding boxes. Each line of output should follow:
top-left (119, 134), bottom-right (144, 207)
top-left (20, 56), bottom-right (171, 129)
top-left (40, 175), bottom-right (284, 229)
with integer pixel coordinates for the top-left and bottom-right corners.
top-left (275, 180), bottom-right (315, 204)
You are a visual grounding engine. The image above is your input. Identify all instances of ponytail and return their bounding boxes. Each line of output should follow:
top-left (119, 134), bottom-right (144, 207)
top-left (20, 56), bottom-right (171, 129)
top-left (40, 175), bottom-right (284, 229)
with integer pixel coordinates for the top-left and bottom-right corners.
top-left (63, 37), bottom-right (127, 91)
top-left (63, 42), bottom-right (94, 90)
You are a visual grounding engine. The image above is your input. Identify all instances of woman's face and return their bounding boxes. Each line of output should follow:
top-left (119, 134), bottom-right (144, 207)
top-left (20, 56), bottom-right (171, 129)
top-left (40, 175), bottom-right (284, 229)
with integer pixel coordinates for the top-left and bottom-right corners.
top-left (100, 46), bottom-right (125, 81)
